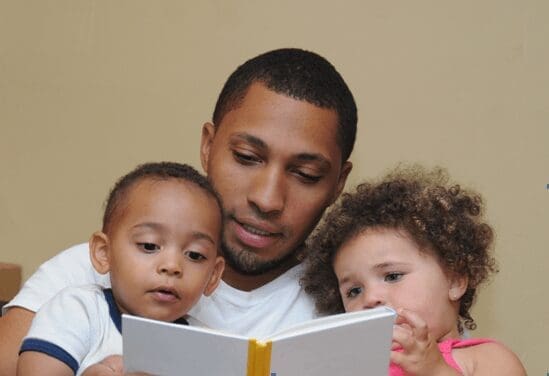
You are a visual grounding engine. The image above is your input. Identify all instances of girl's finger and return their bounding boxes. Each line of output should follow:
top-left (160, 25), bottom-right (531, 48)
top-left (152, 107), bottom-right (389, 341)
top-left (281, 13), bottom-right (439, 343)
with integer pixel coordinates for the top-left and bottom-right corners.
top-left (397, 308), bottom-right (429, 341)
top-left (393, 324), bottom-right (415, 351)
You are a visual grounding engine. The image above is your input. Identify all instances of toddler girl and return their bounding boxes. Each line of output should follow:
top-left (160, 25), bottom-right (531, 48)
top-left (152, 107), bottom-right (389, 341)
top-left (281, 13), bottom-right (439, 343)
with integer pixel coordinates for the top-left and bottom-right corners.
top-left (302, 165), bottom-right (525, 375)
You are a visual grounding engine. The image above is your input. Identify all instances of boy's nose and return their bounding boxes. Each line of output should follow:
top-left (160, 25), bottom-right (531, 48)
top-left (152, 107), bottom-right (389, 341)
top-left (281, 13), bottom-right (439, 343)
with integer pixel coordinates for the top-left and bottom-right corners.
top-left (158, 254), bottom-right (182, 276)
top-left (159, 265), bottom-right (181, 276)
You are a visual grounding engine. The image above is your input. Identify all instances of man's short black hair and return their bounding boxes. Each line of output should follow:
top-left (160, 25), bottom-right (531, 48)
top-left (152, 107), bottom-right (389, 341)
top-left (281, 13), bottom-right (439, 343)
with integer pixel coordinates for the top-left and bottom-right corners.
top-left (212, 48), bottom-right (358, 162)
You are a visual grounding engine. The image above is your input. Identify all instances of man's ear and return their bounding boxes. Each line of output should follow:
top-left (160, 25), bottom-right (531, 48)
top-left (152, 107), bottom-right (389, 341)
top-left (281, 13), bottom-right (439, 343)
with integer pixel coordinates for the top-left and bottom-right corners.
top-left (89, 231), bottom-right (111, 275)
top-left (200, 122), bottom-right (216, 174)
top-left (203, 256), bottom-right (225, 297)
top-left (448, 274), bottom-right (468, 301)
top-left (330, 161), bottom-right (353, 205)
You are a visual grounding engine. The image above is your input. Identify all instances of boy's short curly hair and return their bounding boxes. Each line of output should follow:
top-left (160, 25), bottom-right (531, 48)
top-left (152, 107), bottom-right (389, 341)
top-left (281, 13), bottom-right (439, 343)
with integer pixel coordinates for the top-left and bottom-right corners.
top-left (301, 165), bottom-right (497, 333)
top-left (102, 162), bottom-right (222, 235)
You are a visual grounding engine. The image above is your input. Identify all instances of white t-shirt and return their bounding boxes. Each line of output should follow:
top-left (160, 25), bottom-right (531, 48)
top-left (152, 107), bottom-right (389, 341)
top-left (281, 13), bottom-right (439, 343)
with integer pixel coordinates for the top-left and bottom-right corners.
top-left (6, 243), bottom-right (317, 337)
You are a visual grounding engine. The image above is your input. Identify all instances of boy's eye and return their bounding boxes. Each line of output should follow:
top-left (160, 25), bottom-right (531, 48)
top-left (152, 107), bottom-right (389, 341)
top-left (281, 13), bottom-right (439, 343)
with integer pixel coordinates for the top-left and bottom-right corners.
top-left (185, 250), bottom-right (206, 261)
top-left (137, 243), bottom-right (160, 253)
top-left (346, 286), bottom-right (362, 298)
top-left (385, 272), bottom-right (403, 282)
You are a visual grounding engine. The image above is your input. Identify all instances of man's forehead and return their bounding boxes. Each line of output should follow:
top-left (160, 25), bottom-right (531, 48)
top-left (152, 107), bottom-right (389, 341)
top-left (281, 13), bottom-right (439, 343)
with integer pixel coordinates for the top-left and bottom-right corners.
top-left (218, 84), bottom-right (341, 152)
top-left (223, 82), bottom-right (337, 121)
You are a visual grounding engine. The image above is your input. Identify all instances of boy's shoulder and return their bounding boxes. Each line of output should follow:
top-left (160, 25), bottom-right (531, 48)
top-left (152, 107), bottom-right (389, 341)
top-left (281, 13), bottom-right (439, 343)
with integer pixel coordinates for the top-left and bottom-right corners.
top-left (39, 284), bottom-right (110, 318)
top-left (52, 284), bottom-right (106, 301)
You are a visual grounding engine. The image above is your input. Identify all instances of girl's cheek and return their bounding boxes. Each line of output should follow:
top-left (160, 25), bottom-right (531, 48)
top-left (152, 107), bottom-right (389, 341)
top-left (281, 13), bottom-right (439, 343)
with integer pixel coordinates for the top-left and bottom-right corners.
top-left (345, 301), bottom-right (362, 313)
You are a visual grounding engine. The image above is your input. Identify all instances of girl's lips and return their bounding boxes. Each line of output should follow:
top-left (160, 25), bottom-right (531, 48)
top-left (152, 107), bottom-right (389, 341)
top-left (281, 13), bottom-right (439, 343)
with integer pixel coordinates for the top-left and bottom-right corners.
top-left (233, 220), bottom-right (280, 249)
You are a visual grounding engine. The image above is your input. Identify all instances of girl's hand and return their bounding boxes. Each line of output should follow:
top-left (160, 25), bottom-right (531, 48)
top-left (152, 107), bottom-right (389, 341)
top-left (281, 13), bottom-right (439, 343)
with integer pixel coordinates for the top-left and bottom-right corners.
top-left (391, 308), bottom-right (459, 376)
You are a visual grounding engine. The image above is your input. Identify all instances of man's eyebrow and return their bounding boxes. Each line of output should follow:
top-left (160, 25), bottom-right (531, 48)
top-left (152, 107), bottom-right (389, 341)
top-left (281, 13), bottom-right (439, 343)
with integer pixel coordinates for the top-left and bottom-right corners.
top-left (295, 153), bottom-right (331, 171)
top-left (231, 133), bottom-right (332, 170)
top-left (231, 133), bottom-right (267, 150)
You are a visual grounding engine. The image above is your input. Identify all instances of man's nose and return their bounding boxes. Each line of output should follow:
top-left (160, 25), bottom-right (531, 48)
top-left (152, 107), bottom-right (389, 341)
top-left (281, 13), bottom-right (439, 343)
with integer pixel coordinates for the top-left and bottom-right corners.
top-left (247, 166), bottom-right (285, 216)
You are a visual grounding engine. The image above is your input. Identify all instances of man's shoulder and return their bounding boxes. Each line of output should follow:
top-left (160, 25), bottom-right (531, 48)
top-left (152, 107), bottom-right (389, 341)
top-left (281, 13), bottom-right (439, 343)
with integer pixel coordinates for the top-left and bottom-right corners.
top-left (4, 242), bottom-right (110, 314)
top-left (37, 242), bottom-right (109, 284)
top-left (43, 242), bottom-right (90, 265)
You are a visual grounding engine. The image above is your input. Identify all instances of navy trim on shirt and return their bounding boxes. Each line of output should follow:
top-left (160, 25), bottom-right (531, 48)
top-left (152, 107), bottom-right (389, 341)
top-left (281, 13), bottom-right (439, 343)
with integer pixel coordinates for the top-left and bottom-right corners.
top-left (20, 338), bottom-right (79, 374)
top-left (103, 288), bottom-right (122, 334)
top-left (174, 316), bottom-right (189, 325)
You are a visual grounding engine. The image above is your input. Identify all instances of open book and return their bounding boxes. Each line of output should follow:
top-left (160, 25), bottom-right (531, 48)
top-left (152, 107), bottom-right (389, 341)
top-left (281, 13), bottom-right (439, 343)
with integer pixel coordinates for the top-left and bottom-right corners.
top-left (122, 306), bottom-right (396, 376)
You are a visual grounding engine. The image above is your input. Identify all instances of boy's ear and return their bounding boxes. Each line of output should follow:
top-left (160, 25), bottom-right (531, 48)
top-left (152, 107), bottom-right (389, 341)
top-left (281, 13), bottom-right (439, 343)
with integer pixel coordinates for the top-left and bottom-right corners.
top-left (448, 274), bottom-right (468, 301)
top-left (89, 231), bottom-right (111, 275)
top-left (203, 256), bottom-right (225, 297)
top-left (200, 122), bottom-right (216, 174)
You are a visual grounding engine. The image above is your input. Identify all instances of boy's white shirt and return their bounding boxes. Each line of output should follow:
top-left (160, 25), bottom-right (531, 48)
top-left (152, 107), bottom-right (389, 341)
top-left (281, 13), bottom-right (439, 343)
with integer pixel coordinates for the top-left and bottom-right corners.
top-left (5, 243), bottom-right (318, 337)
top-left (22, 285), bottom-right (123, 376)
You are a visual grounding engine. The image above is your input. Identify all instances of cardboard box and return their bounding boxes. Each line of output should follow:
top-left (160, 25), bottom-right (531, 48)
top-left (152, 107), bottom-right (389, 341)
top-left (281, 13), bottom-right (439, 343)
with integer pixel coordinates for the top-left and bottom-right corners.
top-left (0, 262), bottom-right (22, 302)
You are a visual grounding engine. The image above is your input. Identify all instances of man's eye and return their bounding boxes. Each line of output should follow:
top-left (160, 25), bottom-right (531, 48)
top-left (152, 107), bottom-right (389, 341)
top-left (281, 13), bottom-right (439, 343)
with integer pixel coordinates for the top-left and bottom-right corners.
top-left (295, 170), bottom-right (322, 184)
top-left (185, 251), bottom-right (206, 261)
top-left (346, 286), bottom-right (362, 298)
top-left (137, 243), bottom-right (160, 253)
top-left (385, 272), bottom-right (403, 282)
top-left (233, 151), bottom-right (261, 165)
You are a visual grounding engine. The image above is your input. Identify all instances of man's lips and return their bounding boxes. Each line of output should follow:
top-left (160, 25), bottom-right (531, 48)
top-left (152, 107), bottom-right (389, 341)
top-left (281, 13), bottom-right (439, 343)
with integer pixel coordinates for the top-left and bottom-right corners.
top-left (231, 218), bottom-right (283, 249)
top-left (239, 222), bottom-right (277, 236)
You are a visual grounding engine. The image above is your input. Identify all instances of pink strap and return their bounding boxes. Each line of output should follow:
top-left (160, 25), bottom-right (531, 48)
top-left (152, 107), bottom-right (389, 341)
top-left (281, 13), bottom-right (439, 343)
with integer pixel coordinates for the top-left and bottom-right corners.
top-left (389, 338), bottom-right (495, 375)
top-left (438, 338), bottom-right (495, 373)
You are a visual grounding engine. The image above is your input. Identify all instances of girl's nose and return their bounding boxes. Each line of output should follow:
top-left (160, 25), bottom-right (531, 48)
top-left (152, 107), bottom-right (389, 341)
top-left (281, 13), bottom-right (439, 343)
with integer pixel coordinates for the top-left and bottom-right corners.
top-left (362, 289), bottom-right (385, 309)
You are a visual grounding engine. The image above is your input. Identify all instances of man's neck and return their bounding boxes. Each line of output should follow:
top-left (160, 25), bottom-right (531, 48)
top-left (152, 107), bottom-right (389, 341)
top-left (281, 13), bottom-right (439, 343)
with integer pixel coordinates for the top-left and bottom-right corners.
top-left (221, 257), bottom-right (300, 291)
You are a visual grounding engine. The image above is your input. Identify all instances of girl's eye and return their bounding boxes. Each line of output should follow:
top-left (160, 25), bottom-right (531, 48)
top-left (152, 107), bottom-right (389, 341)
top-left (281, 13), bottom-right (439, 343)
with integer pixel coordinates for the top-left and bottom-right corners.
top-left (385, 272), bottom-right (403, 283)
top-left (346, 286), bottom-right (362, 298)
top-left (186, 251), bottom-right (206, 261)
top-left (137, 243), bottom-right (160, 253)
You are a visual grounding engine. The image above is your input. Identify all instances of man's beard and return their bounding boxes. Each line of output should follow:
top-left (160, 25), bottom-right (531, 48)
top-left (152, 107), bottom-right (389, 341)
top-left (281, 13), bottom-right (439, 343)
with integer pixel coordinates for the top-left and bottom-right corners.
top-left (221, 241), bottom-right (300, 276)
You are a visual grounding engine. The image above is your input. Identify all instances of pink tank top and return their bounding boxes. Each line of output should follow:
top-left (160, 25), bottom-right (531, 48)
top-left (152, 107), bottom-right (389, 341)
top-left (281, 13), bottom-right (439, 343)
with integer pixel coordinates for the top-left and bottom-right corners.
top-left (389, 338), bottom-right (494, 375)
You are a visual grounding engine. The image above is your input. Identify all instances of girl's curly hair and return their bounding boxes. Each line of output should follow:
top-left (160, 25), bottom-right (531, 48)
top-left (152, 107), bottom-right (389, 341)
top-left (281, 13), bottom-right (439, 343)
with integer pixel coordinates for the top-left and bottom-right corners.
top-left (301, 165), bottom-right (497, 333)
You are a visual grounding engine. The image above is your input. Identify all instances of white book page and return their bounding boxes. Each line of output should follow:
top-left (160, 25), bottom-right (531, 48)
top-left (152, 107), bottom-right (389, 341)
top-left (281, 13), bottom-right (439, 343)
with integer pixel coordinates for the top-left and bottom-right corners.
top-left (268, 308), bottom-right (396, 376)
top-left (267, 306), bottom-right (396, 341)
top-left (122, 315), bottom-right (249, 375)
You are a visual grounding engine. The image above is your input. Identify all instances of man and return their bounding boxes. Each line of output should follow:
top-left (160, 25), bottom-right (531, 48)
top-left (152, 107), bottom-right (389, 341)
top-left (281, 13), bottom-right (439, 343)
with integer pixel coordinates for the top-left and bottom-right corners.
top-left (0, 48), bottom-right (357, 375)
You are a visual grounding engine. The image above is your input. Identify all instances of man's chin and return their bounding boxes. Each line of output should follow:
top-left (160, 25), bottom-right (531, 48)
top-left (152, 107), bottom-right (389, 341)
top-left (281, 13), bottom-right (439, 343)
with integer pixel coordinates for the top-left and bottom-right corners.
top-left (221, 244), bottom-right (298, 276)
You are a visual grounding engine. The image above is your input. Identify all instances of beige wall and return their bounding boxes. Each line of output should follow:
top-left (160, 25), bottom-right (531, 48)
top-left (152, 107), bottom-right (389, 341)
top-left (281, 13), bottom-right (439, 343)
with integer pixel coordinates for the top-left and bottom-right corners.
top-left (1, 1), bottom-right (547, 373)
